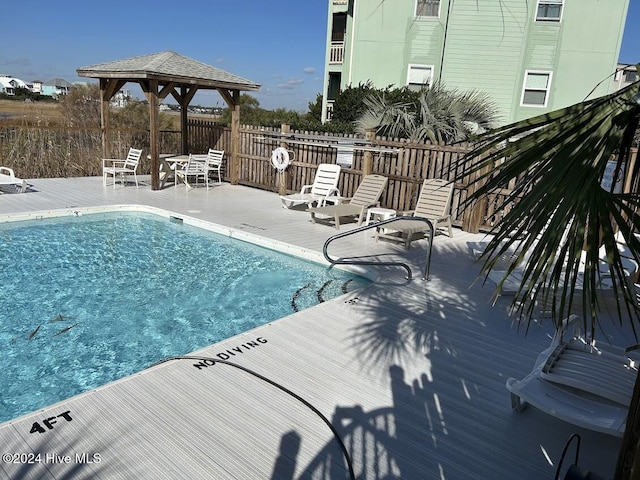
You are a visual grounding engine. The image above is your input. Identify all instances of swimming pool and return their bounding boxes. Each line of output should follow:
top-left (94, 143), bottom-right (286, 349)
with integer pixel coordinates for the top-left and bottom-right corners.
top-left (0, 211), bottom-right (370, 423)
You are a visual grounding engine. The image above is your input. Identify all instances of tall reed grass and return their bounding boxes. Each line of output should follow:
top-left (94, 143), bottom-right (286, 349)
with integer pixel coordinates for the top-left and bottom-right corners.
top-left (0, 126), bottom-right (181, 179)
top-left (0, 85), bottom-right (181, 178)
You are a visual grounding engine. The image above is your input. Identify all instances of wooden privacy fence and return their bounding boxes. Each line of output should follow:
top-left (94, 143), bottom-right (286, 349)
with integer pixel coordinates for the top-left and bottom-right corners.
top-left (187, 120), bottom-right (640, 233)
top-left (188, 120), bottom-right (501, 232)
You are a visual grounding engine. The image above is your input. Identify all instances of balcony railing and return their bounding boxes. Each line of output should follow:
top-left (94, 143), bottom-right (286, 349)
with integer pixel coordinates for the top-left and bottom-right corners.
top-left (326, 101), bottom-right (335, 121)
top-left (329, 42), bottom-right (344, 64)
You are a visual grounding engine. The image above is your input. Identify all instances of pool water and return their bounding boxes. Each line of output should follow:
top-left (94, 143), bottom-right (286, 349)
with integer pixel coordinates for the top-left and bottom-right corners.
top-left (0, 212), bottom-right (369, 423)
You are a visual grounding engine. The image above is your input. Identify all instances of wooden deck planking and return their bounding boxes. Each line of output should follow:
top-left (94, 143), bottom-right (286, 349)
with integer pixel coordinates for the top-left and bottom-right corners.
top-left (0, 176), bottom-right (629, 479)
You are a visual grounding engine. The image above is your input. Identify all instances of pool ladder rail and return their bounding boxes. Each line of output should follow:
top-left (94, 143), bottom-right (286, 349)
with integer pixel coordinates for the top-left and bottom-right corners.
top-left (323, 216), bottom-right (434, 281)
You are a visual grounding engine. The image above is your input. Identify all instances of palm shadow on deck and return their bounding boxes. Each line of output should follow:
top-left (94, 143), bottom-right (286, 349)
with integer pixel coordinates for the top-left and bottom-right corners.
top-left (268, 238), bottom-right (623, 479)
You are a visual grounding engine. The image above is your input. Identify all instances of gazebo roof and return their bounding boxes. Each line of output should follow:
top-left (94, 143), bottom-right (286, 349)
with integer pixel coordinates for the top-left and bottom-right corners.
top-left (77, 51), bottom-right (260, 91)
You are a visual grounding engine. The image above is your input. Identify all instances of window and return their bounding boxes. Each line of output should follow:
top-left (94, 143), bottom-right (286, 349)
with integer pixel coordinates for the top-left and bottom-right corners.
top-left (536, 0), bottom-right (563, 22)
top-left (416, 0), bottom-right (440, 18)
top-left (331, 13), bottom-right (346, 42)
top-left (407, 65), bottom-right (433, 91)
top-left (521, 71), bottom-right (552, 107)
top-left (624, 70), bottom-right (639, 84)
top-left (327, 72), bottom-right (341, 101)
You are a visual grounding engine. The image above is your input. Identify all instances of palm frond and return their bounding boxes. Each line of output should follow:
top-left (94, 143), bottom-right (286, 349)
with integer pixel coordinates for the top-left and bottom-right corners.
top-left (355, 83), bottom-right (499, 143)
top-left (457, 77), bottom-right (640, 338)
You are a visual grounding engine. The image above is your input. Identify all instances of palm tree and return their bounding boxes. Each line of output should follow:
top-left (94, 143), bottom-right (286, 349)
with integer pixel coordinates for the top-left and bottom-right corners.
top-left (355, 82), bottom-right (500, 143)
top-left (452, 67), bottom-right (640, 478)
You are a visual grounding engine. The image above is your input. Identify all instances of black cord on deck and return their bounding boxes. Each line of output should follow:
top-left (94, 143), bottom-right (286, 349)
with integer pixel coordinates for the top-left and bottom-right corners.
top-left (554, 433), bottom-right (580, 480)
top-left (151, 355), bottom-right (356, 480)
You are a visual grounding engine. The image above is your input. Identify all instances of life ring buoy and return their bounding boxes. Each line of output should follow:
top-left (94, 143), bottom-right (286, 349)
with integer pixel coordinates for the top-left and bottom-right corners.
top-left (271, 147), bottom-right (290, 172)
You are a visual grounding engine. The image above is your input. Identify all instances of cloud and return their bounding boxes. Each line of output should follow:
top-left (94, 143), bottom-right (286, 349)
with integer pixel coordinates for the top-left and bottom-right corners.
top-left (277, 78), bottom-right (304, 90)
top-left (303, 66), bottom-right (316, 74)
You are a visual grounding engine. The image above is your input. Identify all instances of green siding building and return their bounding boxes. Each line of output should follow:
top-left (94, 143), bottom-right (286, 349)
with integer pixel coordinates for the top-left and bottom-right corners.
top-left (322, 0), bottom-right (630, 125)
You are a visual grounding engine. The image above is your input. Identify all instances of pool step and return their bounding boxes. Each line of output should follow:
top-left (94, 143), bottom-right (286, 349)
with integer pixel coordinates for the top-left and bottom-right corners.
top-left (290, 278), bottom-right (360, 313)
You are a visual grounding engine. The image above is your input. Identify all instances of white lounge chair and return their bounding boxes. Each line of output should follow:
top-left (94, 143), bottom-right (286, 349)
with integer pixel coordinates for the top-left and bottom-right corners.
top-left (207, 149), bottom-right (225, 185)
top-left (506, 315), bottom-right (638, 437)
top-left (374, 178), bottom-right (454, 248)
top-left (102, 147), bottom-right (142, 188)
top-left (0, 166), bottom-right (27, 193)
top-left (487, 251), bottom-right (639, 307)
top-left (280, 163), bottom-right (341, 208)
top-left (307, 174), bottom-right (388, 230)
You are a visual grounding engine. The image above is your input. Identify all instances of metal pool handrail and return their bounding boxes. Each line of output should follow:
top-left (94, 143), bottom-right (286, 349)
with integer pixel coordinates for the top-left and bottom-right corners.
top-left (322, 216), bottom-right (434, 281)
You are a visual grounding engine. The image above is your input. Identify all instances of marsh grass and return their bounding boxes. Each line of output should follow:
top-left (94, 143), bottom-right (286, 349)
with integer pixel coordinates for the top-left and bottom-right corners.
top-left (0, 97), bottom-right (181, 178)
top-left (0, 124), bottom-right (182, 179)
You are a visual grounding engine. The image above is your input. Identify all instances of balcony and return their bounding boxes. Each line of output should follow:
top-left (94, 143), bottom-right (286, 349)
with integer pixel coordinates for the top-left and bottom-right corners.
top-left (326, 101), bottom-right (335, 121)
top-left (329, 42), bottom-right (344, 64)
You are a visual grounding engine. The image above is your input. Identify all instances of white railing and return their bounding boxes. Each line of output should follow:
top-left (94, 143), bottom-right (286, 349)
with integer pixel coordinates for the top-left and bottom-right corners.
top-left (329, 42), bottom-right (344, 64)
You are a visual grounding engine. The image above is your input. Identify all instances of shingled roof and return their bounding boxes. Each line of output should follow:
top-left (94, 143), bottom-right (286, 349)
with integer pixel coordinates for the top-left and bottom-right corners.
top-left (77, 51), bottom-right (260, 91)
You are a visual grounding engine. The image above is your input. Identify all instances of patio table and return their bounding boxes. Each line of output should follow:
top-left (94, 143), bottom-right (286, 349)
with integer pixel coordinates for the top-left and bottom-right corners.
top-left (157, 154), bottom-right (189, 188)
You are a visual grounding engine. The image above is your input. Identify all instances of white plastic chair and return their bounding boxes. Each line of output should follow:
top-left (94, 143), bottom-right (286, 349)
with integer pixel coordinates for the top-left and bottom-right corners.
top-left (207, 149), bottom-right (224, 185)
top-left (102, 147), bottom-right (142, 188)
top-left (177, 154), bottom-right (209, 189)
top-left (374, 178), bottom-right (454, 248)
top-left (280, 163), bottom-right (342, 208)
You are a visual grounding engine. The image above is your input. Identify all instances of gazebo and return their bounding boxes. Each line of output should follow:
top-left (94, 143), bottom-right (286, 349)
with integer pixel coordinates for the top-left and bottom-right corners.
top-left (77, 51), bottom-right (261, 190)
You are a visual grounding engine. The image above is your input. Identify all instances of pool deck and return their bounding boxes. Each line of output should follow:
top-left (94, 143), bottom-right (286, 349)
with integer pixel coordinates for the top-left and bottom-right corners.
top-left (0, 177), bottom-right (631, 479)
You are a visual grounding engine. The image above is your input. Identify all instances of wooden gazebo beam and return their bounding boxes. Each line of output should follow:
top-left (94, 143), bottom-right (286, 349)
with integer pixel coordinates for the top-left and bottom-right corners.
top-left (98, 78), bottom-right (127, 159)
top-left (140, 80), bottom-right (175, 190)
top-left (170, 86), bottom-right (198, 155)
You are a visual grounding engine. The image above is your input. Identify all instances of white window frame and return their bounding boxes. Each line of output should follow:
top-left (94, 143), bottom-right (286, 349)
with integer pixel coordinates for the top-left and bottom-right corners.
top-left (520, 70), bottom-right (552, 108)
top-left (535, 0), bottom-right (563, 22)
top-left (407, 64), bottom-right (434, 90)
top-left (415, 0), bottom-right (441, 18)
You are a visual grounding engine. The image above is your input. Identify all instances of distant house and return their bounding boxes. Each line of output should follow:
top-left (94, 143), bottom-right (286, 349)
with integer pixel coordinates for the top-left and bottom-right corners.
top-left (322, 0), bottom-right (630, 126)
top-left (31, 80), bottom-right (43, 94)
top-left (0, 77), bottom-right (16, 95)
top-left (613, 64), bottom-right (640, 91)
top-left (0, 75), bottom-right (30, 95)
top-left (41, 78), bottom-right (74, 98)
top-left (111, 89), bottom-right (132, 108)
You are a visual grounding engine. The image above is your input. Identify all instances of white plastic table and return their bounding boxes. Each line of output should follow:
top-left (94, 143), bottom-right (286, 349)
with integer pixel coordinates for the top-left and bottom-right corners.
top-left (365, 207), bottom-right (396, 226)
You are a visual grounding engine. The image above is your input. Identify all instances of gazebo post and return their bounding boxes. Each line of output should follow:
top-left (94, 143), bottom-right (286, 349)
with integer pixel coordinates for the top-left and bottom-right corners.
top-left (142, 80), bottom-right (177, 190)
top-left (218, 88), bottom-right (241, 186)
top-left (98, 78), bottom-right (126, 161)
top-left (141, 80), bottom-right (161, 190)
top-left (180, 87), bottom-right (189, 155)
top-left (149, 81), bottom-right (160, 191)
top-left (99, 79), bottom-right (110, 160)
top-left (231, 89), bottom-right (240, 185)
top-left (173, 85), bottom-right (197, 155)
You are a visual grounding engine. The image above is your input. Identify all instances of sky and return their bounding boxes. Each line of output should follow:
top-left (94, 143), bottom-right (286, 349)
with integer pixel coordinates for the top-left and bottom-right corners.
top-left (0, 0), bottom-right (638, 113)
